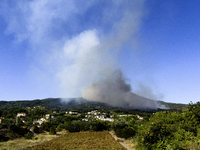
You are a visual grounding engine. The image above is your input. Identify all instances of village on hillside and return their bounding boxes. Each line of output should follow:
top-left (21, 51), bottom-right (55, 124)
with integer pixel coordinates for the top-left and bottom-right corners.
top-left (0, 106), bottom-right (143, 127)
top-left (1, 102), bottom-right (200, 150)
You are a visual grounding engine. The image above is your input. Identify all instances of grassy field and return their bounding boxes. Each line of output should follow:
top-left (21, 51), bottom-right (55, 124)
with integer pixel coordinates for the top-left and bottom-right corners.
top-left (25, 131), bottom-right (126, 150)
top-left (0, 131), bottom-right (67, 150)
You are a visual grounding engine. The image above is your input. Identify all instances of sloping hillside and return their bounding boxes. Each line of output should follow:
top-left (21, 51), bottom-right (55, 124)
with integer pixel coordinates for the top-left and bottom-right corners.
top-left (157, 100), bottom-right (188, 110)
top-left (0, 98), bottom-right (188, 111)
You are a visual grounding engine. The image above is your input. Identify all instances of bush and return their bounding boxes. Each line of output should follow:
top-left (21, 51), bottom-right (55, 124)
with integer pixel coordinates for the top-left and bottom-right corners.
top-left (61, 121), bottom-right (80, 132)
top-left (6, 131), bottom-right (20, 139)
top-left (112, 118), bottom-right (128, 132)
top-left (41, 122), bottom-right (51, 132)
top-left (24, 132), bottom-right (33, 139)
top-left (115, 127), bottom-right (136, 139)
top-left (116, 129), bottom-right (122, 137)
top-left (49, 127), bottom-right (56, 135)
top-left (10, 125), bottom-right (28, 136)
top-left (30, 125), bottom-right (43, 134)
top-left (57, 124), bottom-right (63, 131)
top-left (91, 120), bottom-right (110, 131)
top-left (121, 127), bottom-right (136, 139)
top-left (79, 121), bottom-right (90, 131)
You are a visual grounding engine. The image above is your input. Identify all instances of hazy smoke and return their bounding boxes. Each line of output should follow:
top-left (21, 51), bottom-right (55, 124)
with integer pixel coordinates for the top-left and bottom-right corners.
top-left (135, 83), bottom-right (164, 101)
top-left (55, 1), bottom-right (161, 109)
top-left (82, 69), bottom-right (159, 109)
top-left (1, 0), bottom-right (162, 109)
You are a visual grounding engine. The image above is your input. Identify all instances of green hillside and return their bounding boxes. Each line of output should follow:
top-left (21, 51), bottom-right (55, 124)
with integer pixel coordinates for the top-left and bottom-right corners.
top-left (0, 98), bottom-right (188, 111)
top-left (0, 98), bottom-right (116, 111)
top-left (158, 100), bottom-right (188, 110)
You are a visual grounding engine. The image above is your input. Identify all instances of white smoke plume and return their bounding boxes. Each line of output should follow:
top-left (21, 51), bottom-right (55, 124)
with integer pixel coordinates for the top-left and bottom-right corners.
top-left (1, 0), bottom-right (162, 109)
top-left (82, 69), bottom-right (158, 109)
top-left (57, 1), bottom-right (160, 109)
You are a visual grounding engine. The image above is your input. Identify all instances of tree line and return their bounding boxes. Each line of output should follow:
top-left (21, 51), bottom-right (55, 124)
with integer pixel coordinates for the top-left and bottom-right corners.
top-left (0, 101), bottom-right (199, 149)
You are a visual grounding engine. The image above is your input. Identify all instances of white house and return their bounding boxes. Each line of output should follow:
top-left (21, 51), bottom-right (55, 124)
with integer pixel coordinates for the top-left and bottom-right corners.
top-left (100, 118), bottom-right (114, 122)
top-left (37, 118), bottom-right (47, 125)
top-left (136, 115), bottom-right (143, 120)
top-left (96, 115), bottom-right (105, 119)
top-left (82, 118), bottom-right (88, 121)
top-left (51, 116), bottom-right (55, 120)
top-left (118, 114), bottom-right (132, 117)
top-left (69, 111), bottom-right (78, 115)
top-left (45, 114), bottom-right (50, 119)
top-left (17, 113), bottom-right (27, 117)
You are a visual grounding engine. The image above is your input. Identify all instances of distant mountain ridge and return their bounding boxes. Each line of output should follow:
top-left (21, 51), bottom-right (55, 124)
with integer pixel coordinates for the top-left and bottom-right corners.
top-left (157, 100), bottom-right (188, 110)
top-left (0, 98), bottom-right (188, 111)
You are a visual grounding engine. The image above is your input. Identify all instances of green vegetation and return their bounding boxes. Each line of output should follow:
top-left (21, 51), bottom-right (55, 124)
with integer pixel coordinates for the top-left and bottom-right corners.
top-left (25, 132), bottom-right (126, 150)
top-left (0, 98), bottom-right (188, 112)
top-left (0, 98), bottom-right (199, 149)
top-left (158, 100), bottom-right (188, 110)
top-left (49, 127), bottom-right (56, 135)
top-left (24, 132), bottom-right (33, 139)
top-left (135, 102), bottom-right (200, 149)
top-left (0, 98), bottom-right (115, 111)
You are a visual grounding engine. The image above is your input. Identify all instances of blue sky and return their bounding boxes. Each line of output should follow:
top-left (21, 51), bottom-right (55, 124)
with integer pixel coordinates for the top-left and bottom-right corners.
top-left (0, 0), bottom-right (200, 104)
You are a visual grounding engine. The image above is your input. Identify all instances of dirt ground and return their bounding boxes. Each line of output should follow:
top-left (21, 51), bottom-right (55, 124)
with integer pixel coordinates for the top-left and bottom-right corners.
top-left (109, 131), bottom-right (135, 150)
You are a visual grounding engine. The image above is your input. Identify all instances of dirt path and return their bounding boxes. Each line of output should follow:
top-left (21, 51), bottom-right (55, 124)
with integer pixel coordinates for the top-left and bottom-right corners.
top-left (109, 131), bottom-right (135, 150)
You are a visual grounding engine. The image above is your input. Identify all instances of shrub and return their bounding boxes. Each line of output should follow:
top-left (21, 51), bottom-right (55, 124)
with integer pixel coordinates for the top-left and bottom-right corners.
top-left (116, 129), bottom-right (122, 137)
top-left (79, 121), bottom-right (90, 131)
top-left (49, 127), bottom-right (56, 135)
top-left (115, 127), bottom-right (136, 139)
top-left (112, 118), bottom-right (128, 132)
top-left (6, 131), bottom-right (20, 139)
top-left (57, 124), bottom-right (63, 131)
top-left (91, 120), bottom-right (110, 131)
top-left (41, 122), bottom-right (51, 132)
top-left (121, 127), bottom-right (136, 139)
top-left (24, 132), bottom-right (33, 139)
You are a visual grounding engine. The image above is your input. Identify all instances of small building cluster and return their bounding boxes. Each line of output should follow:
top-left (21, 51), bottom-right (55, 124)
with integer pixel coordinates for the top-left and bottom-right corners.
top-left (82, 110), bottom-right (114, 122)
top-left (10, 107), bottom-right (143, 127)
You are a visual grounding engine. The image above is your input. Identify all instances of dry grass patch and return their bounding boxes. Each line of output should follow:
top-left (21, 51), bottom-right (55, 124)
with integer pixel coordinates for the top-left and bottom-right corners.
top-left (0, 131), bottom-right (66, 150)
top-left (25, 131), bottom-right (126, 150)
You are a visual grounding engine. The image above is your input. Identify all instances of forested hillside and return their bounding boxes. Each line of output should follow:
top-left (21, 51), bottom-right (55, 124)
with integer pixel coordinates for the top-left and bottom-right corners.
top-left (0, 98), bottom-right (117, 112)
top-left (0, 98), bottom-right (187, 111)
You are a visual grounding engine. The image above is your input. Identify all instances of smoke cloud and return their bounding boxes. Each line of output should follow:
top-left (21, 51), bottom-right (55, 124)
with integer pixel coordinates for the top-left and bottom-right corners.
top-left (135, 83), bottom-right (164, 101)
top-left (82, 69), bottom-right (158, 109)
top-left (57, 1), bottom-right (160, 109)
top-left (1, 0), bottom-right (162, 109)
